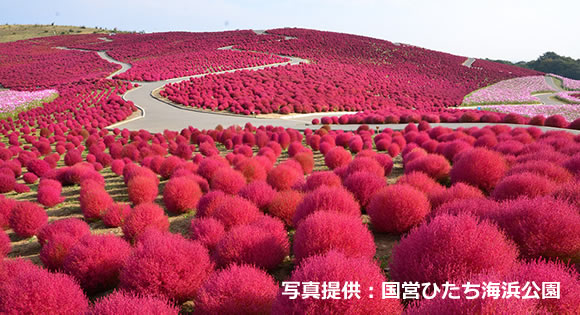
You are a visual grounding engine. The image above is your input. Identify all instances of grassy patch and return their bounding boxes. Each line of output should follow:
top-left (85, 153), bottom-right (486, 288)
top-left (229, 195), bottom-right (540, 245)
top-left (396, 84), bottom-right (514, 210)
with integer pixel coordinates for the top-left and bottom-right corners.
top-left (0, 24), bottom-right (131, 43)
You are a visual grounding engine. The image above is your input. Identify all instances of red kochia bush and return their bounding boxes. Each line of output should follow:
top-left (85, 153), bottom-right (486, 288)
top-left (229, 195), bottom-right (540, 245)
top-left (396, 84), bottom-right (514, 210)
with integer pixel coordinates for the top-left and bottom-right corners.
top-left (209, 195), bottom-right (261, 230)
top-left (552, 181), bottom-right (580, 210)
top-left (9, 201), bottom-right (48, 238)
top-left (119, 230), bottom-right (213, 303)
top-left (122, 203), bottom-right (170, 242)
top-left (238, 180), bottom-right (275, 210)
top-left (489, 197), bottom-right (580, 261)
top-left (304, 171), bottom-right (342, 191)
top-left (102, 203), bottom-right (132, 228)
top-left (405, 154), bottom-right (451, 181)
top-left (0, 197), bottom-right (16, 228)
top-left (389, 214), bottom-right (518, 285)
top-left (511, 260), bottom-right (580, 314)
top-left (0, 263), bottom-right (88, 314)
top-left (491, 172), bottom-right (557, 201)
top-left (343, 171), bottom-right (386, 208)
top-left (213, 217), bottom-right (289, 270)
top-left (196, 190), bottom-right (227, 218)
top-left (36, 218), bottom-right (90, 246)
top-left (63, 234), bottom-right (132, 293)
top-left (272, 251), bottom-right (402, 314)
top-left (293, 211), bottom-right (375, 263)
top-left (266, 164), bottom-right (303, 191)
top-left (196, 264), bottom-right (278, 315)
top-left (0, 230), bottom-right (10, 257)
top-left (507, 160), bottom-right (573, 184)
top-left (293, 186), bottom-right (361, 226)
top-left (450, 148), bottom-right (508, 193)
top-left (368, 184), bottom-right (430, 233)
top-left (189, 217), bottom-right (225, 252)
top-left (210, 167), bottom-right (247, 195)
top-left (346, 156), bottom-right (385, 178)
top-left (127, 175), bottom-right (159, 205)
top-left (324, 146), bottom-right (352, 170)
top-left (163, 176), bottom-right (202, 214)
top-left (429, 182), bottom-right (484, 209)
top-left (88, 291), bottom-right (179, 315)
top-left (235, 158), bottom-right (267, 182)
top-left (396, 171), bottom-right (444, 194)
top-left (430, 197), bottom-right (499, 220)
top-left (0, 172), bottom-right (16, 193)
top-left (267, 190), bottom-right (304, 226)
top-left (79, 180), bottom-right (113, 220)
top-left (37, 179), bottom-right (65, 207)
top-left (39, 234), bottom-right (79, 270)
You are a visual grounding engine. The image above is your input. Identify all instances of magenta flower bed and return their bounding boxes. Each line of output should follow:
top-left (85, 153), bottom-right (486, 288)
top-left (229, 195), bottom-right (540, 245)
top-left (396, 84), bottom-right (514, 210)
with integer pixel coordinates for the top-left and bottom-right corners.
top-left (479, 104), bottom-right (580, 121)
top-left (549, 74), bottom-right (580, 90)
top-left (555, 91), bottom-right (580, 104)
top-left (463, 76), bottom-right (553, 105)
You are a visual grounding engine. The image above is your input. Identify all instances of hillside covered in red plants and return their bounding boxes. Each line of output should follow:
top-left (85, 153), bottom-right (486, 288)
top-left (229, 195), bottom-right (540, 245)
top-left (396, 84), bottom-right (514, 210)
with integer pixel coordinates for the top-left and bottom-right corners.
top-left (0, 27), bottom-right (578, 314)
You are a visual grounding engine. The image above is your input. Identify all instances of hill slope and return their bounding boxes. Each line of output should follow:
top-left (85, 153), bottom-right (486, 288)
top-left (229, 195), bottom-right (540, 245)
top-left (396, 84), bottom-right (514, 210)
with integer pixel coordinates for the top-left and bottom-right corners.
top-left (0, 24), bottom-right (127, 43)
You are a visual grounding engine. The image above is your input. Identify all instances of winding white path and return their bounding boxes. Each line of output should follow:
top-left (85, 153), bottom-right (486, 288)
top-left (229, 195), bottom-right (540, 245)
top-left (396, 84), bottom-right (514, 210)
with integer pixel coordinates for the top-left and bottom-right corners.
top-left (59, 41), bottom-right (579, 134)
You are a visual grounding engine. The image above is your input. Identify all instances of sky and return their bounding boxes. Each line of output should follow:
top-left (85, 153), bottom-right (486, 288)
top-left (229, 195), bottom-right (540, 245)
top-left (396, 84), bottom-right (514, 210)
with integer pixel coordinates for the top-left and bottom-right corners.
top-left (2, 0), bottom-right (579, 62)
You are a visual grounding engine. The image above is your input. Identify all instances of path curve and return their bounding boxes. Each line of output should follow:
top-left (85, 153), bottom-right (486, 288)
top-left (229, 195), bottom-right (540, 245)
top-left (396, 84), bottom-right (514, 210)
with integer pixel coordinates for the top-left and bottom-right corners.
top-left (534, 76), bottom-right (567, 105)
top-left (462, 57), bottom-right (476, 68)
top-left (60, 45), bottom-right (579, 134)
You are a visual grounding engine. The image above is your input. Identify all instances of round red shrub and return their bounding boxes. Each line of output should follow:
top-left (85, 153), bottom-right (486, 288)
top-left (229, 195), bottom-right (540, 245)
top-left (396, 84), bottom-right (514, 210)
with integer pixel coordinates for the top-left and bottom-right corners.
top-left (563, 154), bottom-right (580, 177)
top-left (396, 171), bottom-right (444, 194)
top-left (0, 263), bottom-right (88, 314)
top-left (0, 197), bottom-right (16, 229)
top-left (9, 201), bottom-right (48, 238)
top-left (450, 148), bottom-right (508, 193)
top-left (491, 172), bottom-right (557, 201)
top-left (102, 202), bottom-right (132, 228)
top-left (367, 184), bottom-right (430, 233)
top-left (390, 214), bottom-right (518, 285)
top-left (111, 159), bottom-right (125, 176)
top-left (26, 159), bottom-right (51, 177)
top-left (163, 176), bottom-right (202, 214)
top-left (324, 146), bottom-right (352, 170)
top-left (346, 156), bottom-right (385, 178)
top-left (88, 291), bottom-right (179, 315)
top-left (304, 171), bottom-right (342, 191)
top-left (189, 217), bottom-right (225, 252)
top-left (119, 230), bottom-right (213, 303)
top-left (64, 149), bottom-right (83, 166)
top-left (430, 197), bottom-right (499, 220)
top-left (37, 217), bottom-right (90, 246)
top-left (489, 197), bottom-right (580, 261)
top-left (197, 156), bottom-right (229, 180)
top-left (405, 154), bottom-right (451, 181)
top-left (511, 260), bottom-right (580, 314)
top-left (159, 156), bottom-right (182, 179)
top-left (238, 180), bottom-right (275, 210)
top-left (266, 164), bottom-right (303, 191)
top-left (293, 211), bottom-right (374, 263)
top-left (127, 175), bottom-right (159, 205)
top-left (343, 171), bottom-right (386, 208)
top-left (63, 234), bottom-right (132, 293)
top-left (235, 158), bottom-right (267, 182)
top-left (196, 264), bottom-right (278, 315)
top-left (209, 195), bottom-right (261, 230)
top-left (507, 160), bottom-right (572, 184)
top-left (22, 172), bottom-right (38, 184)
top-left (196, 190), bottom-right (227, 218)
top-left (210, 167), bottom-right (247, 195)
top-left (122, 203), bottom-right (170, 242)
top-left (79, 180), bottom-right (113, 220)
top-left (552, 181), bottom-right (580, 210)
top-left (0, 172), bottom-right (15, 193)
top-left (428, 182), bottom-right (482, 208)
top-left (39, 234), bottom-right (79, 270)
top-left (293, 151), bottom-right (315, 174)
top-left (213, 218), bottom-right (289, 270)
top-left (0, 230), bottom-right (10, 257)
top-left (272, 251), bottom-right (402, 314)
top-left (267, 190), bottom-right (303, 226)
top-left (293, 186), bottom-right (360, 226)
top-left (37, 179), bottom-right (64, 207)
top-left (545, 114), bottom-right (568, 128)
